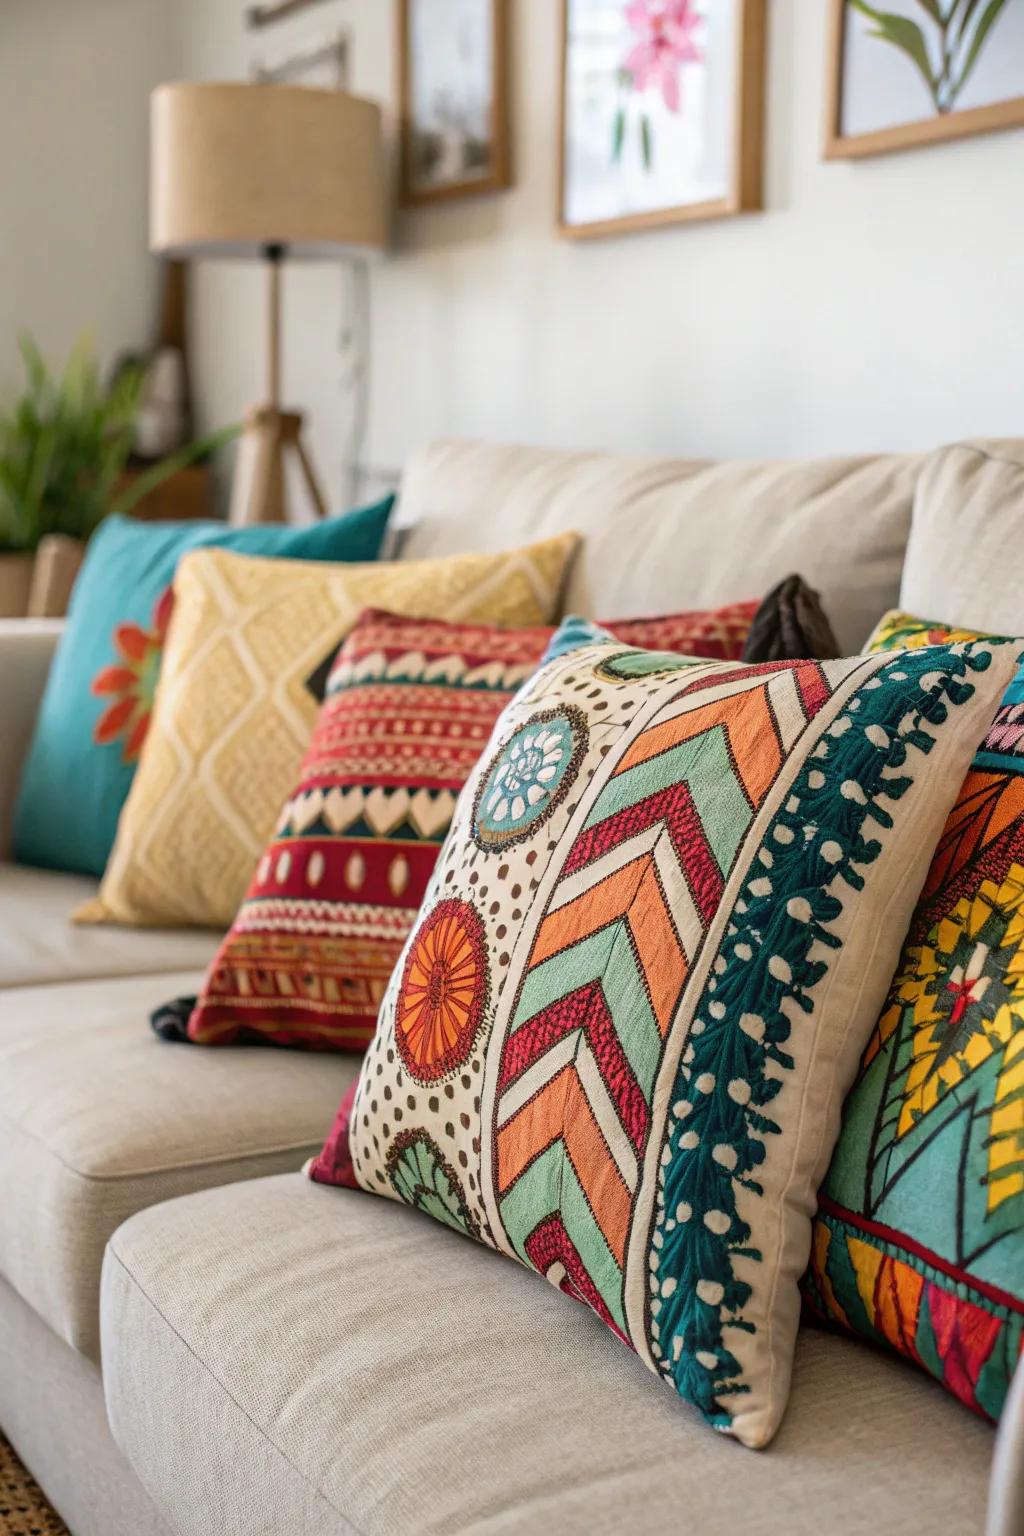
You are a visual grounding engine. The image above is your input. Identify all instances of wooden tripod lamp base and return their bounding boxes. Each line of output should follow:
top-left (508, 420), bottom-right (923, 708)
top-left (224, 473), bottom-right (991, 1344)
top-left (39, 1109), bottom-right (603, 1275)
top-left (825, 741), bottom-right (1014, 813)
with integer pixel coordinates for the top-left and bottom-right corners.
top-left (228, 405), bottom-right (329, 526)
top-left (227, 248), bottom-right (331, 527)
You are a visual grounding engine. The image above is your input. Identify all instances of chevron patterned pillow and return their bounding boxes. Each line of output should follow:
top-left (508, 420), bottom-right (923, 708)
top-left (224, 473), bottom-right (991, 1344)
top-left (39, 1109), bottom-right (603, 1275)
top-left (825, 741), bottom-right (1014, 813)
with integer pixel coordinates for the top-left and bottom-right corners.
top-left (307, 620), bottom-right (1017, 1446)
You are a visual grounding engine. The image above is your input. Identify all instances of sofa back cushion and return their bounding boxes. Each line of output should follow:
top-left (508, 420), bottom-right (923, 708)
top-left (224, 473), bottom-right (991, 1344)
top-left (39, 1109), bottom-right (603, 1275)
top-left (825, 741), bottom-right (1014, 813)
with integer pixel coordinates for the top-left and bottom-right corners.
top-left (395, 439), bottom-right (927, 653)
top-left (900, 441), bottom-right (1024, 634)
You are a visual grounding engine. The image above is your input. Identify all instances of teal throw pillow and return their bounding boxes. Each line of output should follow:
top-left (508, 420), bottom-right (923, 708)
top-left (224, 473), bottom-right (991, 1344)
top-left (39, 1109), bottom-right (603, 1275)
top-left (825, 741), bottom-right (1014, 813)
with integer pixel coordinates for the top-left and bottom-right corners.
top-left (13, 498), bottom-right (393, 877)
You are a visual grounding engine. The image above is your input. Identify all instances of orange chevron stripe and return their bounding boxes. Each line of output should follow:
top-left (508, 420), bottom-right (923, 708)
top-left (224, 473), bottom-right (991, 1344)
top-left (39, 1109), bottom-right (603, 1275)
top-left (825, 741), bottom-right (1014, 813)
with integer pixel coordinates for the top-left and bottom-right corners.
top-left (496, 1064), bottom-right (631, 1265)
top-left (614, 687), bottom-right (782, 808)
top-left (531, 857), bottom-right (686, 1034)
top-left (630, 858), bottom-right (686, 1033)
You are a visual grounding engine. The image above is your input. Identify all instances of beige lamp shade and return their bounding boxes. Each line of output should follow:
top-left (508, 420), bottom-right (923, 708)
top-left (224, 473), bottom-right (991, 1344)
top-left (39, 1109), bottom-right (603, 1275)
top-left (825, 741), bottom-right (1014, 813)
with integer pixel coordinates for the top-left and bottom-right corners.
top-left (151, 82), bottom-right (388, 259)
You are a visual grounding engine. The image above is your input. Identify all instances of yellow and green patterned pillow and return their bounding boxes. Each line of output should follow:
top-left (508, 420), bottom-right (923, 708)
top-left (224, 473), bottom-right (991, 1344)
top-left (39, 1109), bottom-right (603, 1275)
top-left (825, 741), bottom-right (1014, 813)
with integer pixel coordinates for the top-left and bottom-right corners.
top-left (805, 609), bottom-right (1024, 1421)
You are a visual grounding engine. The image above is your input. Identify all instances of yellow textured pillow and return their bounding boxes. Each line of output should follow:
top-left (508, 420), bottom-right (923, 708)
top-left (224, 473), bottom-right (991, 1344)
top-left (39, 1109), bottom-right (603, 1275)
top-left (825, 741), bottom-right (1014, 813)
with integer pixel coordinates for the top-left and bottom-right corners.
top-left (76, 533), bottom-right (579, 928)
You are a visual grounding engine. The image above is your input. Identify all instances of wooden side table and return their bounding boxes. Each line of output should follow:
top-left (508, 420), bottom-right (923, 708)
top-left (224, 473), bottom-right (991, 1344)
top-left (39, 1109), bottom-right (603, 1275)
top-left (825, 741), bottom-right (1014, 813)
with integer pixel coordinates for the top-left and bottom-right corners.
top-left (120, 462), bottom-right (215, 522)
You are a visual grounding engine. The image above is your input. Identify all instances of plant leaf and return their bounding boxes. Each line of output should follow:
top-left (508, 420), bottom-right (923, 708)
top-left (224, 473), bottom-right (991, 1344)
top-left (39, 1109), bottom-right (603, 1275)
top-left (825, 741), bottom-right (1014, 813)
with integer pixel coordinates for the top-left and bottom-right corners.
top-left (910, 0), bottom-right (943, 21)
top-left (850, 3), bottom-right (940, 105)
top-left (640, 113), bottom-right (652, 171)
top-left (0, 333), bottom-right (237, 552)
top-left (954, 0), bottom-right (1008, 100)
top-left (611, 106), bottom-right (626, 163)
top-left (954, 0), bottom-right (985, 43)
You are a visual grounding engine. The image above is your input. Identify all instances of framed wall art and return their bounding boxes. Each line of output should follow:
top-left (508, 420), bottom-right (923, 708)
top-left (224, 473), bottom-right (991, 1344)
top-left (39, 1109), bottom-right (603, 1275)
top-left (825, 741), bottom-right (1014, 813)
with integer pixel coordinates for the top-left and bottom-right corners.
top-left (397, 0), bottom-right (511, 206)
top-left (558, 0), bottom-right (766, 240)
top-left (826, 0), bottom-right (1024, 160)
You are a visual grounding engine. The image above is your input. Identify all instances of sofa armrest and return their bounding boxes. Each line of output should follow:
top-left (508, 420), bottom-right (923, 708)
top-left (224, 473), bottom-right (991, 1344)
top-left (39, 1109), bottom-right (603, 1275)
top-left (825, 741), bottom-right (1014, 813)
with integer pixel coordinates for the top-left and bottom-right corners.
top-left (988, 1356), bottom-right (1024, 1536)
top-left (0, 619), bottom-right (63, 859)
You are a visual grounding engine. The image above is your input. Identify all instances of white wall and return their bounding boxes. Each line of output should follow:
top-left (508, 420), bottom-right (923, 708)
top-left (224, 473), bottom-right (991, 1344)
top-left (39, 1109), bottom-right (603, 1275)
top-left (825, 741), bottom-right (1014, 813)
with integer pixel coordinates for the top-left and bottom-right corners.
top-left (17, 0), bottom-right (1020, 506)
top-left (0, 0), bottom-right (180, 391)
top-left (364, 0), bottom-right (1023, 469)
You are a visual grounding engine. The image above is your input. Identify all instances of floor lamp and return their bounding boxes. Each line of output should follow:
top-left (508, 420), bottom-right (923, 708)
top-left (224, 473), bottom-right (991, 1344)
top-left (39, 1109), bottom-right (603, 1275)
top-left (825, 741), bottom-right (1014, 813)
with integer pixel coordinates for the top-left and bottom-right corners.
top-left (150, 82), bottom-right (387, 525)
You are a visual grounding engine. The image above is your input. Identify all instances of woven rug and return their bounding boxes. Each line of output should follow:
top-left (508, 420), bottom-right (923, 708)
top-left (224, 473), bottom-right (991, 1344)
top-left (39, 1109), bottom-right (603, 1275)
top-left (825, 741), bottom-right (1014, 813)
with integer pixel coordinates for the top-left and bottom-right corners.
top-left (0, 1436), bottom-right (67, 1536)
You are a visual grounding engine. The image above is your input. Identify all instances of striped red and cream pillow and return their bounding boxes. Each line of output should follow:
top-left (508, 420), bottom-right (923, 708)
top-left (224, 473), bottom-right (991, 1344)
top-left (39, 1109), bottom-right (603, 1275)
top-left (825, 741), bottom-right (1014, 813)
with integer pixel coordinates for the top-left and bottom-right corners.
top-left (174, 601), bottom-right (759, 1052)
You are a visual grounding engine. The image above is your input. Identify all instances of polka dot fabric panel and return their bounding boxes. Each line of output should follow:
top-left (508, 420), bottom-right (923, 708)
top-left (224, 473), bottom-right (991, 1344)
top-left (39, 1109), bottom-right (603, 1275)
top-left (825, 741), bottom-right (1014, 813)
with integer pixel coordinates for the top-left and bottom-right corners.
top-left (308, 621), bottom-right (1018, 1447)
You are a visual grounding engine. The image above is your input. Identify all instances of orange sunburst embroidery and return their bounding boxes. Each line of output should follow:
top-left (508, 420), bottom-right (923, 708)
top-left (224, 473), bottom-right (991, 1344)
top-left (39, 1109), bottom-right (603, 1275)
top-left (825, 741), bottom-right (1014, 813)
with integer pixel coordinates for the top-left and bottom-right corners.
top-left (91, 585), bottom-right (175, 763)
top-left (395, 899), bottom-right (489, 1083)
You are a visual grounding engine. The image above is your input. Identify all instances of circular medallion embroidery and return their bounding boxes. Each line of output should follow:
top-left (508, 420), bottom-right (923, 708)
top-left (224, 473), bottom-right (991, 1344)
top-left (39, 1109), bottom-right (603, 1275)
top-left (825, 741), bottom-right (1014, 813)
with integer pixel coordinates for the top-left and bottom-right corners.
top-left (473, 706), bottom-right (587, 850)
top-left (595, 650), bottom-right (702, 683)
top-left (386, 1129), bottom-right (479, 1239)
top-left (395, 898), bottom-right (488, 1082)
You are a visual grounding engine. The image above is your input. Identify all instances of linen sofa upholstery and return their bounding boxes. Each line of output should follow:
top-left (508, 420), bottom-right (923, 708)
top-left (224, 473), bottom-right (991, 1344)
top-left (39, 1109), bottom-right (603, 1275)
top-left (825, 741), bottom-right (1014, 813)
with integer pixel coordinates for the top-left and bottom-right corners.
top-left (0, 619), bottom-right (63, 860)
top-left (102, 1174), bottom-right (998, 1536)
top-left (0, 864), bottom-right (220, 987)
top-left (0, 971), bottom-right (358, 1360)
top-left (0, 1273), bottom-right (171, 1536)
top-left (900, 439), bottom-right (1024, 634)
top-left (395, 439), bottom-right (928, 653)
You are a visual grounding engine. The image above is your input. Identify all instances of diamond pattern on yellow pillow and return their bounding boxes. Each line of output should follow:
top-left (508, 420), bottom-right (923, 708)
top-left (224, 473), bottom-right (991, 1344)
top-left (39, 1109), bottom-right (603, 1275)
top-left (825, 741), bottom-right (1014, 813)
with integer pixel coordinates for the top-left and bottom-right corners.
top-left (76, 534), bottom-right (579, 929)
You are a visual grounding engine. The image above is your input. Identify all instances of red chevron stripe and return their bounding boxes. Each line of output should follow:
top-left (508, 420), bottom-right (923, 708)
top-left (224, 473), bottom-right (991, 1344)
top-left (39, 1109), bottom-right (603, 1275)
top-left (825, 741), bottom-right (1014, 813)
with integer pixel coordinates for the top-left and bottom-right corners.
top-left (795, 661), bottom-right (832, 720)
top-left (563, 779), bottom-right (723, 922)
top-left (525, 1212), bottom-right (631, 1346)
top-left (499, 982), bottom-right (649, 1148)
top-left (675, 661), bottom-right (790, 696)
top-left (674, 658), bottom-right (833, 725)
top-left (675, 658), bottom-right (830, 704)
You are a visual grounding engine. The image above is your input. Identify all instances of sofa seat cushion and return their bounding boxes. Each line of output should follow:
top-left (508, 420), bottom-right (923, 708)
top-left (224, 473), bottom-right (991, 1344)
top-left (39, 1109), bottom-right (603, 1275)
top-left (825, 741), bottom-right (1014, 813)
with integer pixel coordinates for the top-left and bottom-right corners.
top-left (0, 974), bottom-right (356, 1360)
top-left (0, 864), bottom-right (220, 988)
top-left (102, 1176), bottom-right (995, 1536)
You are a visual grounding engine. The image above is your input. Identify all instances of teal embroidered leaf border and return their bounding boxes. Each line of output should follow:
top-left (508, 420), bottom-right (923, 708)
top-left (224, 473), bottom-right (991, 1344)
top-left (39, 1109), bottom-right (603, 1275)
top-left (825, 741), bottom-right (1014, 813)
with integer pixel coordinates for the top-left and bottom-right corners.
top-left (645, 642), bottom-right (996, 1431)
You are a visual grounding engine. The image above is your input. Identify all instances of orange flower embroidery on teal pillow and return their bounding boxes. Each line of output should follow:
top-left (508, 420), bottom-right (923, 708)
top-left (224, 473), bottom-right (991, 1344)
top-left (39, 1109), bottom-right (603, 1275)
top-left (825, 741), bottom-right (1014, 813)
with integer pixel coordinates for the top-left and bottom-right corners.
top-left (91, 585), bottom-right (174, 762)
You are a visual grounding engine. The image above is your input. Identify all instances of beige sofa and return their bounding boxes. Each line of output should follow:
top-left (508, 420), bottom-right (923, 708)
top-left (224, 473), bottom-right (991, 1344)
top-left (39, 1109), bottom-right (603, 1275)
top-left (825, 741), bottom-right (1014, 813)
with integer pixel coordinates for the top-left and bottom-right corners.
top-left (1, 438), bottom-right (1022, 1536)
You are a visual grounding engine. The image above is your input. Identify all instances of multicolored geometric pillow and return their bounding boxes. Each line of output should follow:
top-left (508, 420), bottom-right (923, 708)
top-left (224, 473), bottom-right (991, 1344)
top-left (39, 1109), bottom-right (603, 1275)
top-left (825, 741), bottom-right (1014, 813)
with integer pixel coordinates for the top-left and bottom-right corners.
top-left (307, 617), bottom-right (1015, 1447)
top-left (805, 609), bottom-right (1024, 1422)
top-left (12, 501), bottom-right (394, 878)
top-left (183, 602), bottom-right (762, 1051)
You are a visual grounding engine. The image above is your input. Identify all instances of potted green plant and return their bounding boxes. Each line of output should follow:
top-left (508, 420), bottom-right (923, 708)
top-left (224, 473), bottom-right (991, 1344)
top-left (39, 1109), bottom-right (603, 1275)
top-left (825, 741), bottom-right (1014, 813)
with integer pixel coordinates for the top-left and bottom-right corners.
top-left (0, 334), bottom-right (235, 616)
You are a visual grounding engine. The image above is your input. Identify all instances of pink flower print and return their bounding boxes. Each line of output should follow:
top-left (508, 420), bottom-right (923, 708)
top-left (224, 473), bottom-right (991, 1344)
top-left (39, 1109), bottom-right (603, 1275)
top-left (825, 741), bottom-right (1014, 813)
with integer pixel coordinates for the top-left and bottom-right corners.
top-left (622, 0), bottom-right (704, 113)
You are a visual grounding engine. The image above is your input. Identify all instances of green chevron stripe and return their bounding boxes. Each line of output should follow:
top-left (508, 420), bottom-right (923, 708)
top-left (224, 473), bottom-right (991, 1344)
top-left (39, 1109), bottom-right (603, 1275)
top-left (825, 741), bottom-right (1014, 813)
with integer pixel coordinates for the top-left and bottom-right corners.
top-left (511, 923), bottom-right (663, 1097)
top-left (584, 725), bottom-right (753, 873)
top-left (499, 1138), bottom-right (627, 1332)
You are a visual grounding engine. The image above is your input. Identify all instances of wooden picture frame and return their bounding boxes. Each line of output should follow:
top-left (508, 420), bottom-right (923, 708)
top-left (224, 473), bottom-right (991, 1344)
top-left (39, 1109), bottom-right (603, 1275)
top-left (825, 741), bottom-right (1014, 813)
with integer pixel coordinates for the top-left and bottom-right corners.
top-left (557, 0), bottom-right (766, 241)
top-left (825, 0), bottom-right (1024, 161)
top-left (397, 0), bottom-right (511, 207)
